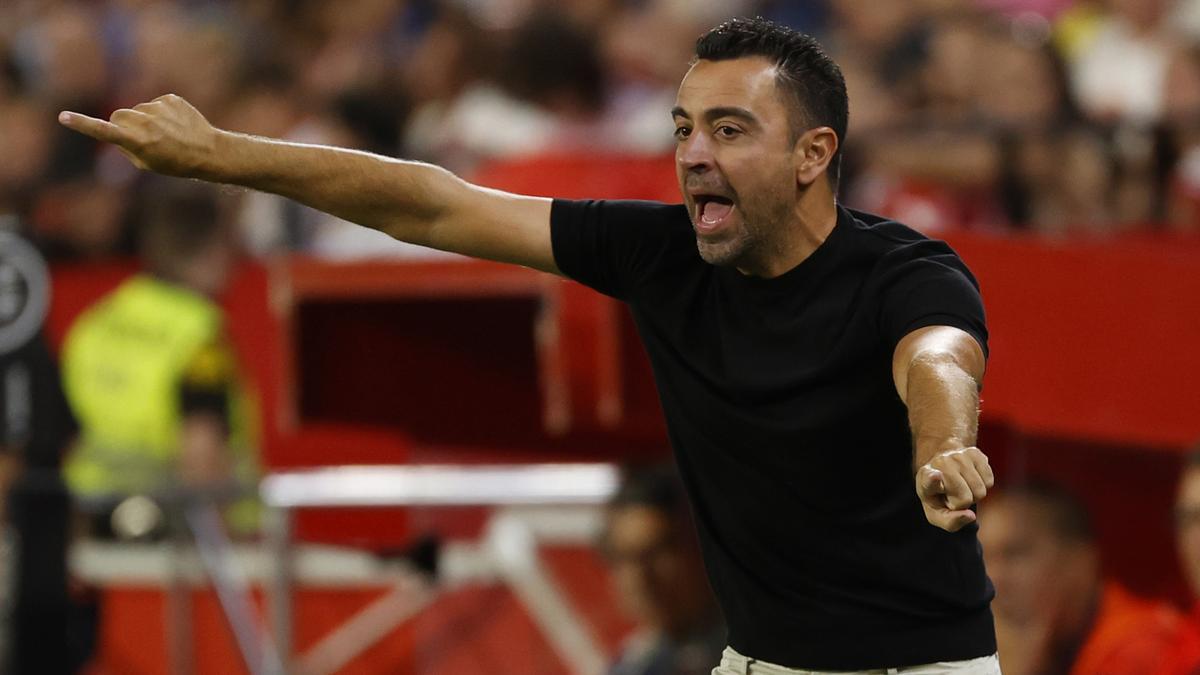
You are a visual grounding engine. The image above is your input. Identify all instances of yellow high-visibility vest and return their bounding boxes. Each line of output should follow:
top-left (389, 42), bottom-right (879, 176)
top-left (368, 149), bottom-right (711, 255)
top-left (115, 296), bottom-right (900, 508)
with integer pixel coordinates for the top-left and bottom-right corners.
top-left (62, 274), bottom-right (257, 500)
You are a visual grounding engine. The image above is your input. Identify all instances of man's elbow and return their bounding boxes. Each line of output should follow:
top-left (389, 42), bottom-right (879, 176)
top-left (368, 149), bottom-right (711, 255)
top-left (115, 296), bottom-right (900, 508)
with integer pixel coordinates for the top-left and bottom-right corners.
top-left (894, 327), bottom-right (986, 400)
top-left (909, 349), bottom-right (982, 389)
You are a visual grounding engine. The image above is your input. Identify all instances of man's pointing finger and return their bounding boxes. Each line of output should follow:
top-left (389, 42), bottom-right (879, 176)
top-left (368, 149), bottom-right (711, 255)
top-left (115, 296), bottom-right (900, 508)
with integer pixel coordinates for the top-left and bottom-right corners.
top-left (58, 111), bottom-right (130, 146)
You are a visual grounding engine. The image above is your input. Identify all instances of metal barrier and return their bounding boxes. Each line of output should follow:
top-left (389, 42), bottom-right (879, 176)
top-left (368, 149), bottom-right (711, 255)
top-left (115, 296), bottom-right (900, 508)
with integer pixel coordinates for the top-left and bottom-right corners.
top-left (258, 463), bottom-right (620, 675)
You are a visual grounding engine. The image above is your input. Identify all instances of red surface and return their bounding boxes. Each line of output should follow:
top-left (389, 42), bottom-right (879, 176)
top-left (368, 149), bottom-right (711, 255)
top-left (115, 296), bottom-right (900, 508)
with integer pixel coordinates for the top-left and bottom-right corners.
top-left (470, 153), bottom-right (681, 202)
top-left (946, 231), bottom-right (1200, 450)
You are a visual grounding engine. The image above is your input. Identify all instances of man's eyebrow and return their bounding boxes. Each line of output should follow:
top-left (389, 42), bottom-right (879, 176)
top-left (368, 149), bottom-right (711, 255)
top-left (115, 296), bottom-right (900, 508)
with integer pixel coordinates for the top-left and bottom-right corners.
top-left (671, 106), bottom-right (759, 125)
top-left (703, 106), bottom-right (758, 124)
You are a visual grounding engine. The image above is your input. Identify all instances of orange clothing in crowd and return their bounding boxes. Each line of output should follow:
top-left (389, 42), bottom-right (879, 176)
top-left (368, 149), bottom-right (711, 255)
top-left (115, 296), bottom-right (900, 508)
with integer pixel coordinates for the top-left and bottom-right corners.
top-left (1069, 583), bottom-right (1200, 675)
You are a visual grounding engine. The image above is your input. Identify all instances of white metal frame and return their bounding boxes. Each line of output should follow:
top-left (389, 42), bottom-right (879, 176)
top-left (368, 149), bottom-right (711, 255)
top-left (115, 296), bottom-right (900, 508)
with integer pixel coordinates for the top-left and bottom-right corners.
top-left (258, 463), bottom-right (619, 675)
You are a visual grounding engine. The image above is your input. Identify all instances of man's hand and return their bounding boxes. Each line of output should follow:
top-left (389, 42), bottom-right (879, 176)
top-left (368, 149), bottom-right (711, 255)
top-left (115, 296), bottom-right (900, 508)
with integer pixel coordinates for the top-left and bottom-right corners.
top-left (916, 446), bottom-right (994, 532)
top-left (58, 94), bottom-right (222, 179)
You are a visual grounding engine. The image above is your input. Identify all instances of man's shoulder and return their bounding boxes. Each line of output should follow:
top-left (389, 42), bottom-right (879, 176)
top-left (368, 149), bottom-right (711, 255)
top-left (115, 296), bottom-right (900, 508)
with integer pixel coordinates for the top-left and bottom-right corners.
top-left (840, 206), bottom-right (939, 251)
top-left (553, 198), bottom-right (690, 224)
top-left (839, 206), bottom-right (970, 272)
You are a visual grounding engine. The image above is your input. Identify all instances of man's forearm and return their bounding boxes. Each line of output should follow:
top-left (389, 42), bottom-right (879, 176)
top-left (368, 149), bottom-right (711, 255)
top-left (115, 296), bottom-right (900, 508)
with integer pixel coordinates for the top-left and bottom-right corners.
top-left (59, 96), bottom-right (558, 271)
top-left (905, 352), bottom-right (981, 470)
top-left (207, 131), bottom-right (461, 245)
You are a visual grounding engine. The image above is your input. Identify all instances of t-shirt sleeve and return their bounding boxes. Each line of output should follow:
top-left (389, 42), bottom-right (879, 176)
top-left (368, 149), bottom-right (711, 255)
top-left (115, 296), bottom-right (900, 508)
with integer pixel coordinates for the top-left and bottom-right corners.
top-left (550, 199), bottom-right (685, 301)
top-left (876, 240), bottom-right (989, 358)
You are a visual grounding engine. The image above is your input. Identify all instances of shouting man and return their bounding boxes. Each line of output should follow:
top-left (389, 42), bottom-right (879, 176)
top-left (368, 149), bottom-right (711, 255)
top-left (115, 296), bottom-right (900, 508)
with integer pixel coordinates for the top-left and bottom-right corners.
top-left (60, 17), bottom-right (998, 675)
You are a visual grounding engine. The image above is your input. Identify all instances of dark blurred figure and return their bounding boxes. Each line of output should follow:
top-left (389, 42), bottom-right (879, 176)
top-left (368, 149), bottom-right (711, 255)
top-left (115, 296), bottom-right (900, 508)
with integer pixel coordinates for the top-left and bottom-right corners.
top-left (1173, 450), bottom-right (1200, 631)
top-left (0, 225), bottom-right (89, 673)
top-left (980, 482), bottom-right (1200, 675)
top-left (499, 9), bottom-right (605, 121)
top-left (845, 10), bottom-right (1121, 235)
top-left (60, 180), bottom-right (258, 539)
top-left (1161, 45), bottom-right (1200, 233)
top-left (599, 466), bottom-right (723, 675)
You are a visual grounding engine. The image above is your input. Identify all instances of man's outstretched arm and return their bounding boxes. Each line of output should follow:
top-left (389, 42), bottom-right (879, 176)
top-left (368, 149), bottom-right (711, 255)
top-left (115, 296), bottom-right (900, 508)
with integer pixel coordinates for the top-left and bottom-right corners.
top-left (892, 325), bottom-right (993, 532)
top-left (59, 94), bottom-right (558, 273)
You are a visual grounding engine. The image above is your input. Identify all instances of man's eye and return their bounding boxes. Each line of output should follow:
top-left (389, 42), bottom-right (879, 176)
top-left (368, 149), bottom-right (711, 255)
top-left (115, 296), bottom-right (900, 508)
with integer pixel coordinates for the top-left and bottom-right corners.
top-left (716, 125), bottom-right (740, 138)
top-left (674, 126), bottom-right (692, 140)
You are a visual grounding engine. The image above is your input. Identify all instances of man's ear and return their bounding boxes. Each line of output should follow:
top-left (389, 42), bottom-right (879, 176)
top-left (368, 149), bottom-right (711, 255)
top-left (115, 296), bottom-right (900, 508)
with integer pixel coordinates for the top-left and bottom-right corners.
top-left (794, 126), bottom-right (838, 186)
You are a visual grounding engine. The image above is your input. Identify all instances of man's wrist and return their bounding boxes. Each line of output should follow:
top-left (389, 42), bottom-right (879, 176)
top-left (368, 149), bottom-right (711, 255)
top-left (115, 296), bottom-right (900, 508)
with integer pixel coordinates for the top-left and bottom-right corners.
top-left (914, 439), bottom-right (971, 469)
top-left (201, 129), bottom-right (247, 184)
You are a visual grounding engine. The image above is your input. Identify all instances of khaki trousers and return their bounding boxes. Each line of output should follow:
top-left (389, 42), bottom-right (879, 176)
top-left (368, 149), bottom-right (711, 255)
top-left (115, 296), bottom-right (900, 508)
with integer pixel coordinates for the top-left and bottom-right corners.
top-left (712, 646), bottom-right (1002, 675)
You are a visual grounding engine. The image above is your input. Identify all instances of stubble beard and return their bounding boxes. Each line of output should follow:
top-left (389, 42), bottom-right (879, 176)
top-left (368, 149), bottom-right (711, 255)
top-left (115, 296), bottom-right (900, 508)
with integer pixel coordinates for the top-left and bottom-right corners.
top-left (696, 224), bottom-right (755, 267)
top-left (695, 192), bottom-right (791, 272)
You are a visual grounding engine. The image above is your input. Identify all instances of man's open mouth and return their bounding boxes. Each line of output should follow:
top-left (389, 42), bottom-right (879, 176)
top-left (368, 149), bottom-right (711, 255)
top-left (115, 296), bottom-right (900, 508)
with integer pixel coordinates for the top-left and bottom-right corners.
top-left (694, 195), bottom-right (735, 229)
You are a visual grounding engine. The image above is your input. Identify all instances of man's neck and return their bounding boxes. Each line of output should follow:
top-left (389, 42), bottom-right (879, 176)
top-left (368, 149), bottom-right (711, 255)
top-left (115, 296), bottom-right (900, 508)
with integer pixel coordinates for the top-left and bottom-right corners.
top-left (736, 195), bottom-right (838, 278)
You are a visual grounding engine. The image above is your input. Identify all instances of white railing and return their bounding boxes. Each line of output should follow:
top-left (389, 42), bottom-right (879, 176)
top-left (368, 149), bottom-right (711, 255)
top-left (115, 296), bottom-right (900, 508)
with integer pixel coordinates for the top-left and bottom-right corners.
top-left (258, 463), bottom-right (620, 675)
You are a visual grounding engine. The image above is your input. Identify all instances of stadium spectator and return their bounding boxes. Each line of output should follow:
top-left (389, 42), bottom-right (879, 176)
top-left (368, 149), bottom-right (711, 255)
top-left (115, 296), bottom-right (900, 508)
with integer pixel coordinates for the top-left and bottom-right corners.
top-left (980, 482), bottom-right (1200, 675)
top-left (59, 180), bottom-right (258, 538)
top-left (846, 11), bottom-right (1100, 234)
top-left (1175, 451), bottom-right (1200, 614)
top-left (1172, 451), bottom-right (1200, 671)
top-left (5, 0), bottom-right (1199, 244)
top-left (1066, 0), bottom-right (1177, 124)
top-left (1162, 45), bottom-right (1200, 232)
top-left (599, 466), bottom-right (724, 675)
top-left (0, 225), bottom-right (91, 674)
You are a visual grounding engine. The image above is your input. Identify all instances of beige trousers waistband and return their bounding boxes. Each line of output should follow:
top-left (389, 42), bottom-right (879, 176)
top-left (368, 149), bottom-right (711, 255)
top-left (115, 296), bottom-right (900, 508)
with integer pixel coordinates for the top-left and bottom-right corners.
top-left (712, 646), bottom-right (1002, 675)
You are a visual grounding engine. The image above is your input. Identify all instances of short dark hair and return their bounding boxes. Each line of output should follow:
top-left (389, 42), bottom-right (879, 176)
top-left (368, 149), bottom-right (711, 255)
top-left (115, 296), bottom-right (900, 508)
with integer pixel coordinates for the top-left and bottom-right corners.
top-left (695, 17), bottom-right (848, 187)
top-left (1186, 444), bottom-right (1200, 468)
top-left (998, 481), bottom-right (1095, 544)
top-left (137, 179), bottom-right (227, 272)
top-left (599, 464), bottom-right (693, 555)
top-left (608, 464), bottom-right (688, 515)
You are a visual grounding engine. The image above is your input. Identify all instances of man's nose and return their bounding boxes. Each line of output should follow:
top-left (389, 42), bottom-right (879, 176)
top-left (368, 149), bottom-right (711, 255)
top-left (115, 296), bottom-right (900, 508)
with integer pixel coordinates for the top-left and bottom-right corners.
top-left (677, 132), bottom-right (714, 173)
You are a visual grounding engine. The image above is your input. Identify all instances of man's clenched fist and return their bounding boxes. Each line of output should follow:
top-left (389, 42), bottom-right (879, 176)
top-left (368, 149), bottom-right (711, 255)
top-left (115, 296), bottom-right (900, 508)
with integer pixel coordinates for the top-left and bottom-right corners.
top-left (916, 446), bottom-right (995, 532)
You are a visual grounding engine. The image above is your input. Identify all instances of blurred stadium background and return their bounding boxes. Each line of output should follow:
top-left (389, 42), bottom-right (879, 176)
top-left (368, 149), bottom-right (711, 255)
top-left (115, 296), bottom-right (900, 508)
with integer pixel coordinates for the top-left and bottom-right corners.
top-left (2, 0), bottom-right (1200, 673)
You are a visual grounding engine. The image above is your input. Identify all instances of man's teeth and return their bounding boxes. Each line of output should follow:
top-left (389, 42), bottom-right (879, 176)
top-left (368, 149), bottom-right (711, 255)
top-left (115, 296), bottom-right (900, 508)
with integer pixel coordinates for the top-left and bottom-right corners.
top-left (700, 200), bottom-right (733, 224)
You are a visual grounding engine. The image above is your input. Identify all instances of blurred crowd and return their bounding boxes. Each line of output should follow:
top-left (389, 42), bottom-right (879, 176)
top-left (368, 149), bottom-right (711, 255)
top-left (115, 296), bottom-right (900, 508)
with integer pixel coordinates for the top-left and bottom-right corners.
top-left (2, 0), bottom-right (1200, 263)
top-left (5, 2), bottom-right (1200, 672)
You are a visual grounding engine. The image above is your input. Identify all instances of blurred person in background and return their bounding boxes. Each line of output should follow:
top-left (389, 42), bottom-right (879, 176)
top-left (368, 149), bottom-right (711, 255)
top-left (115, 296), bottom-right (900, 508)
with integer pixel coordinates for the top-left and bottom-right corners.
top-left (0, 225), bottom-right (91, 673)
top-left (844, 8), bottom-right (1126, 235)
top-left (0, 97), bottom-right (55, 222)
top-left (222, 63), bottom-right (420, 259)
top-left (1162, 45), bottom-right (1200, 232)
top-left (4, 0), bottom-right (1198, 242)
top-left (405, 7), bottom-right (675, 175)
top-left (60, 180), bottom-right (258, 539)
top-left (1066, 0), bottom-right (1177, 125)
top-left (2, 4), bottom-right (135, 262)
top-left (980, 482), bottom-right (1200, 675)
top-left (599, 466), bottom-right (723, 675)
top-left (6, 2), bottom-right (137, 261)
top-left (1174, 450), bottom-right (1200, 623)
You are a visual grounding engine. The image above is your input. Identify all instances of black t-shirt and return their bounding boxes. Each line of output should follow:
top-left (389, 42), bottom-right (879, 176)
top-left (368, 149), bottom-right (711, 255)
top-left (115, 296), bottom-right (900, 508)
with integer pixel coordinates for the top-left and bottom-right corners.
top-left (551, 200), bottom-right (995, 670)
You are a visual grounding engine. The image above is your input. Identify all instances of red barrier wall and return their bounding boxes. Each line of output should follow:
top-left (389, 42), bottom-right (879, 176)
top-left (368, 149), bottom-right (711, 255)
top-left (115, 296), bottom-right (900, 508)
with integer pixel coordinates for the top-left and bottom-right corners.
top-left (946, 231), bottom-right (1200, 450)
